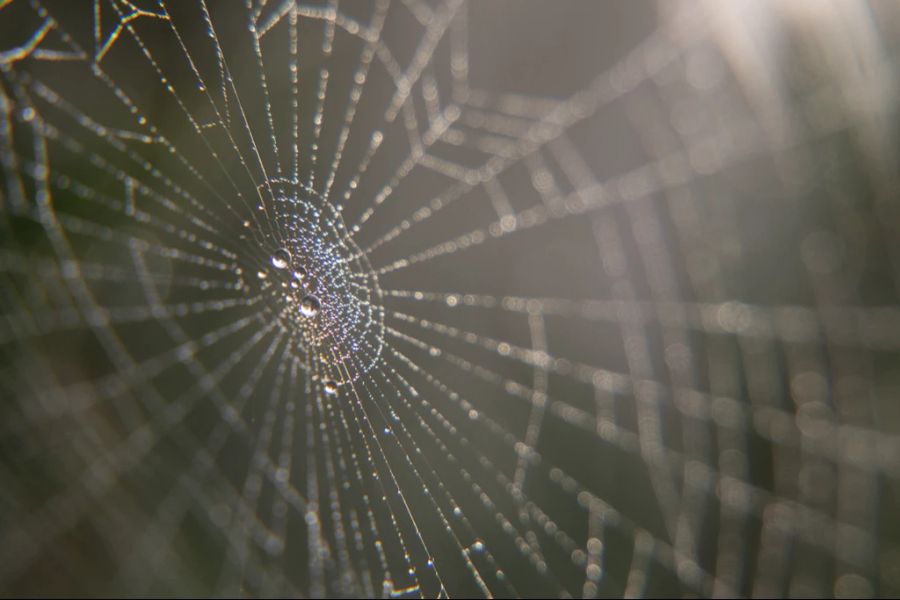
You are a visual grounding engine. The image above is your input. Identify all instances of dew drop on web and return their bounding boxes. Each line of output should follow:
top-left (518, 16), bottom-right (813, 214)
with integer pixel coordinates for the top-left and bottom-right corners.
top-left (270, 248), bottom-right (291, 270)
top-left (299, 295), bottom-right (320, 317)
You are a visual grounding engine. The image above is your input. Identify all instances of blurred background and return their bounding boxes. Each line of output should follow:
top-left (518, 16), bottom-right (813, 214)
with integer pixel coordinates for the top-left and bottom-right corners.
top-left (2, 0), bottom-right (900, 597)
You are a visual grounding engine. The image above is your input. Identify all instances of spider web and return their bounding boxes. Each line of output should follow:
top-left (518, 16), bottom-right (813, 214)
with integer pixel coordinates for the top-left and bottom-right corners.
top-left (1, 0), bottom-right (900, 597)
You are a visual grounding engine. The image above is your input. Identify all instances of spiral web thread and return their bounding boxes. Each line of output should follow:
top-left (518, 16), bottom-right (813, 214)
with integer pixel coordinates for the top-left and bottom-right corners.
top-left (1, 0), bottom-right (900, 597)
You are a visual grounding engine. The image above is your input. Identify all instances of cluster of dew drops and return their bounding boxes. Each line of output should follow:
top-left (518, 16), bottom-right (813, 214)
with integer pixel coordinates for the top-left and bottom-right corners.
top-left (263, 247), bottom-right (339, 397)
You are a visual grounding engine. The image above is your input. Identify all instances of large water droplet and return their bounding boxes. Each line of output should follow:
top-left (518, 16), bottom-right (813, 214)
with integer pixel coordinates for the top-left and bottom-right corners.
top-left (323, 380), bottom-right (339, 395)
top-left (300, 295), bottom-right (320, 318)
top-left (271, 248), bottom-right (291, 269)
